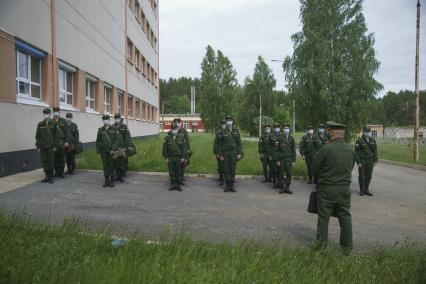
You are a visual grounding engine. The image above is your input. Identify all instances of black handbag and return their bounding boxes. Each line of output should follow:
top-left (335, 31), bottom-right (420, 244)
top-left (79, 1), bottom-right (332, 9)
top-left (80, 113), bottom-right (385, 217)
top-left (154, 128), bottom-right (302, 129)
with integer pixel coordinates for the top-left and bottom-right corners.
top-left (307, 191), bottom-right (318, 214)
top-left (74, 141), bottom-right (83, 154)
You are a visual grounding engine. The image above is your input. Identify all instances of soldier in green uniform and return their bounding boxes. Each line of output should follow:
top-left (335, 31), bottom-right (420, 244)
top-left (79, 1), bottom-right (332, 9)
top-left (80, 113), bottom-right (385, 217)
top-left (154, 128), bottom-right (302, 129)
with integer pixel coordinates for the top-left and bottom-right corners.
top-left (277, 123), bottom-right (296, 194)
top-left (311, 121), bottom-right (356, 253)
top-left (35, 108), bottom-right (58, 184)
top-left (268, 123), bottom-right (281, 189)
top-left (113, 113), bottom-right (132, 182)
top-left (162, 124), bottom-right (188, 191)
top-left (300, 126), bottom-right (317, 184)
top-left (214, 120), bottom-right (226, 185)
top-left (218, 115), bottom-right (243, 192)
top-left (51, 107), bottom-right (71, 178)
top-left (355, 126), bottom-right (377, 196)
top-left (65, 113), bottom-right (79, 175)
top-left (175, 118), bottom-right (191, 183)
top-left (258, 124), bottom-right (271, 182)
top-left (315, 123), bottom-right (330, 149)
top-left (96, 114), bottom-right (123, 188)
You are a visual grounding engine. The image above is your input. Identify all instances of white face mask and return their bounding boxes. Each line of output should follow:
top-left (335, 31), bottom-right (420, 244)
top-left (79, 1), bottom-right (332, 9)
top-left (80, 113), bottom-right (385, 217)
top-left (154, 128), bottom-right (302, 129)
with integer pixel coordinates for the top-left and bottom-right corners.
top-left (274, 128), bottom-right (281, 134)
top-left (308, 130), bottom-right (314, 135)
top-left (283, 128), bottom-right (290, 134)
top-left (363, 132), bottom-right (370, 137)
top-left (53, 112), bottom-right (60, 118)
top-left (265, 127), bottom-right (271, 133)
top-left (115, 119), bottom-right (121, 124)
top-left (44, 114), bottom-right (51, 120)
top-left (226, 121), bottom-right (233, 128)
top-left (221, 124), bottom-right (226, 129)
top-left (103, 120), bottom-right (110, 126)
top-left (319, 128), bottom-right (325, 134)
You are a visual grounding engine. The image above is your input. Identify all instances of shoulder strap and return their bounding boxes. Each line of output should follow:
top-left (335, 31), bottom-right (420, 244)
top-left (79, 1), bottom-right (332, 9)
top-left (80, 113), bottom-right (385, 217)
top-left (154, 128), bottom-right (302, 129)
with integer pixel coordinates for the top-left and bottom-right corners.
top-left (103, 129), bottom-right (112, 143)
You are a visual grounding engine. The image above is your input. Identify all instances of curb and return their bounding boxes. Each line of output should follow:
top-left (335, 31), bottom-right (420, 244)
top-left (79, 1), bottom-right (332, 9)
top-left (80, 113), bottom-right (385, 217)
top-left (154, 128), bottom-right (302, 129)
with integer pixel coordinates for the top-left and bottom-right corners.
top-left (379, 159), bottom-right (426, 171)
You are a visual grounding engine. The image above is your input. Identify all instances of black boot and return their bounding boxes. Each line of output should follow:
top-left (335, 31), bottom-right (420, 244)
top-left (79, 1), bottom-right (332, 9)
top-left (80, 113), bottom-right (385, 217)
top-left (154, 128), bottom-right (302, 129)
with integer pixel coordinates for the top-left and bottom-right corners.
top-left (109, 175), bottom-right (115, 188)
top-left (58, 168), bottom-right (65, 179)
top-left (176, 183), bottom-right (182, 192)
top-left (219, 173), bottom-right (224, 186)
top-left (286, 184), bottom-right (293, 194)
top-left (117, 171), bottom-right (124, 182)
top-left (48, 171), bottom-right (54, 184)
top-left (229, 181), bottom-right (236, 192)
top-left (364, 184), bottom-right (373, 196)
top-left (41, 171), bottom-right (49, 183)
top-left (224, 182), bottom-right (230, 192)
top-left (69, 165), bottom-right (75, 175)
top-left (307, 176), bottom-right (313, 184)
top-left (279, 184), bottom-right (285, 194)
top-left (273, 178), bottom-right (277, 189)
top-left (359, 183), bottom-right (365, 196)
top-left (263, 176), bottom-right (269, 183)
top-left (168, 182), bottom-right (175, 191)
top-left (103, 175), bottom-right (109, 187)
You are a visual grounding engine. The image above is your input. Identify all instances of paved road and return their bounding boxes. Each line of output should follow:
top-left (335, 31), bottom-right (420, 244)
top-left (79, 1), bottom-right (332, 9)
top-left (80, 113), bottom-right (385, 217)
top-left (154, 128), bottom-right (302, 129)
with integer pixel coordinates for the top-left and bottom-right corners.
top-left (0, 162), bottom-right (425, 249)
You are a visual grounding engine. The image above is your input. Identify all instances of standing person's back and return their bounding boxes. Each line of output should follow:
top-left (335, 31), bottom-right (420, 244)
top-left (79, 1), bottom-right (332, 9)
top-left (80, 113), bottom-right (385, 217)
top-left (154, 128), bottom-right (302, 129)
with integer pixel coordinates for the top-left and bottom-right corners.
top-left (311, 121), bottom-right (356, 253)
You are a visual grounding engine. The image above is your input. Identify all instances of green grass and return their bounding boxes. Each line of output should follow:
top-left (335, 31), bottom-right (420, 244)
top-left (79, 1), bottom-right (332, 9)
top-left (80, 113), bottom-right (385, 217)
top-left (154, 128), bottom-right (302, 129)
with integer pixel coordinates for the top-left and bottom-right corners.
top-left (378, 143), bottom-right (426, 166)
top-left (0, 212), bottom-right (425, 283)
top-left (77, 134), bottom-right (308, 177)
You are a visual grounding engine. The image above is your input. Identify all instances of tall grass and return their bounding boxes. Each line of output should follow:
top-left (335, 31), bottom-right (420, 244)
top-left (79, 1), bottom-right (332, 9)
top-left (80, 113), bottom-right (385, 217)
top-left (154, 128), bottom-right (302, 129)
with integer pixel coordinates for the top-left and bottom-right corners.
top-left (0, 212), bottom-right (425, 283)
top-left (378, 143), bottom-right (426, 166)
top-left (77, 134), bottom-right (308, 176)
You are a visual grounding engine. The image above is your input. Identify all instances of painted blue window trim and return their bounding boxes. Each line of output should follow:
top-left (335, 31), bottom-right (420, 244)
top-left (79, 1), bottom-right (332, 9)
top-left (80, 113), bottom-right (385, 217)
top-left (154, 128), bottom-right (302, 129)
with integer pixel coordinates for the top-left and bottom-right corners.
top-left (15, 39), bottom-right (46, 59)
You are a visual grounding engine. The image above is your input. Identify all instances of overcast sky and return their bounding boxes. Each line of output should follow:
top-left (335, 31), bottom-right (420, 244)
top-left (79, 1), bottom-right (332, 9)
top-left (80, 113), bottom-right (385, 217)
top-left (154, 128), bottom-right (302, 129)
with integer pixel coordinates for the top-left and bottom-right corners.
top-left (159, 0), bottom-right (426, 96)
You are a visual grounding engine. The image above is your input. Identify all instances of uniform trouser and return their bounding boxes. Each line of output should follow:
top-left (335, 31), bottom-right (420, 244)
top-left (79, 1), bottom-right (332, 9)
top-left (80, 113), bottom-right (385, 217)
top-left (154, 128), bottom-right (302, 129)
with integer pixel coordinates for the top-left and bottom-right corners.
top-left (168, 156), bottom-right (182, 185)
top-left (316, 185), bottom-right (352, 250)
top-left (216, 157), bottom-right (224, 175)
top-left (260, 156), bottom-right (269, 178)
top-left (277, 158), bottom-right (293, 186)
top-left (270, 158), bottom-right (278, 180)
top-left (181, 158), bottom-right (190, 179)
top-left (54, 148), bottom-right (65, 173)
top-left (40, 148), bottom-right (54, 174)
top-left (223, 151), bottom-right (237, 183)
top-left (100, 152), bottom-right (114, 176)
top-left (304, 152), bottom-right (315, 178)
top-left (65, 150), bottom-right (76, 169)
top-left (358, 160), bottom-right (374, 187)
top-left (115, 156), bottom-right (128, 177)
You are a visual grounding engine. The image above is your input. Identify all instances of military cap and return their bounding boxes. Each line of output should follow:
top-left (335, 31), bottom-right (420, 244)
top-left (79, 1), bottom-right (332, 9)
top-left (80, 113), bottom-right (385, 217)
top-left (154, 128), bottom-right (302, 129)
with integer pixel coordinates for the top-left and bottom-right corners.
top-left (307, 125), bottom-right (314, 130)
top-left (326, 121), bottom-right (347, 130)
top-left (363, 126), bottom-right (371, 132)
top-left (42, 107), bottom-right (51, 114)
top-left (114, 113), bottom-right (121, 119)
top-left (264, 123), bottom-right (271, 128)
top-left (52, 106), bottom-right (60, 112)
top-left (282, 123), bottom-right (290, 128)
top-left (102, 114), bottom-right (110, 120)
top-left (225, 115), bottom-right (233, 121)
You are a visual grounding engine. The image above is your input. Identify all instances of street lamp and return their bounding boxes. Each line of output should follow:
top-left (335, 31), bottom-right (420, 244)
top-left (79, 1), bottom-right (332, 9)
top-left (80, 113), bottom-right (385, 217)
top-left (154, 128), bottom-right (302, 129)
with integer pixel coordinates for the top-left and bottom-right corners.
top-left (271, 59), bottom-right (296, 135)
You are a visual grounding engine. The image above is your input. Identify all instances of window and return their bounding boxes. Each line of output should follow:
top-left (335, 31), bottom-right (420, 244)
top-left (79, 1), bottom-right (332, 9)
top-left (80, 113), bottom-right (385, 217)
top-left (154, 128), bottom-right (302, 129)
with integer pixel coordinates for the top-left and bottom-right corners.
top-left (141, 56), bottom-right (146, 76)
top-left (135, 48), bottom-right (140, 70)
top-left (58, 68), bottom-right (73, 105)
top-left (142, 101), bottom-right (146, 119)
top-left (86, 80), bottom-right (95, 110)
top-left (147, 63), bottom-right (151, 81)
top-left (128, 95), bottom-right (133, 117)
top-left (141, 11), bottom-right (146, 32)
top-left (135, 98), bottom-right (140, 118)
top-left (184, 122), bottom-right (189, 129)
top-left (127, 38), bottom-right (133, 63)
top-left (117, 91), bottom-right (123, 115)
top-left (104, 86), bottom-right (112, 113)
top-left (16, 50), bottom-right (41, 99)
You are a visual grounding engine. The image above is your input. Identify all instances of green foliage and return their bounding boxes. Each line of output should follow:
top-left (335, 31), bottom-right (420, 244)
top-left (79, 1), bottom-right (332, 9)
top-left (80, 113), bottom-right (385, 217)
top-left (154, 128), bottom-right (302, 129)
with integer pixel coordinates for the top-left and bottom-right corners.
top-left (283, 0), bottom-right (383, 137)
top-left (77, 134), bottom-right (307, 176)
top-left (1, 212), bottom-right (426, 283)
top-left (199, 46), bottom-right (238, 130)
top-left (378, 143), bottom-right (426, 166)
top-left (159, 77), bottom-right (200, 114)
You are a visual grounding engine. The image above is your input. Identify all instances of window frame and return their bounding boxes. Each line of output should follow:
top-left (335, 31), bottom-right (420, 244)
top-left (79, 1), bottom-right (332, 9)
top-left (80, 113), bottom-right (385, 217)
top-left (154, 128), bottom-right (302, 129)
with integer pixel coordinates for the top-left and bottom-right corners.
top-left (58, 68), bottom-right (74, 106)
top-left (117, 91), bottom-right (123, 116)
top-left (86, 79), bottom-right (96, 111)
top-left (16, 49), bottom-right (42, 100)
top-left (127, 95), bottom-right (133, 118)
top-left (103, 86), bottom-right (112, 114)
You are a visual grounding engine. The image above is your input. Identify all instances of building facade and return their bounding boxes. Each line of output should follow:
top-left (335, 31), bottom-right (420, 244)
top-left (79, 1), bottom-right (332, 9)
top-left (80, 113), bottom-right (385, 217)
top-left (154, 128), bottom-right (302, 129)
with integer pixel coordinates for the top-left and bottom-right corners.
top-left (0, 0), bottom-right (160, 176)
top-left (161, 114), bottom-right (205, 133)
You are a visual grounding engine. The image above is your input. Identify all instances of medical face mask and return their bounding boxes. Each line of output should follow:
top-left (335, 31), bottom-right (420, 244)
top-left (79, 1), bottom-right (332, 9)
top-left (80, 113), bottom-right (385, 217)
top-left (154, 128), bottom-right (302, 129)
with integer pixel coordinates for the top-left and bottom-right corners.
top-left (308, 130), bottom-right (314, 135)
top-left (103, 120), bottom-right (110, 127)
top-left (221, 124), bottom-right (226, 129)
top-left (226, 121), bottom-right (233, 128)
top-left (44, 114), bottom-right (51, 120)
top-left (274, 128), bottom-right (281, 134)
top-left (283, 128), bottom-right (290, 134)
top-left (115, 119), bottom-right (121, 124)
top-left (319, 128), bottom-right (325, 134)
top-left (53, 112), bottom-right (60, 118)
top-left (265, 127), bottom-right (271, 133)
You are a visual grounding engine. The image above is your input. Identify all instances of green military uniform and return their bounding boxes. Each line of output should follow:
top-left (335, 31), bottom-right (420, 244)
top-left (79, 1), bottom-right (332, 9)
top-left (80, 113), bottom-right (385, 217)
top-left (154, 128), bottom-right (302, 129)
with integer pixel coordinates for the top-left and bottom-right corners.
top-left (313, 123), bottom-right (330, 186)
top-left (258, 124), bottom-right (272, 182)
top-left (176, 118), bottom-right (191, 182)
top-left (162, 125), bottom-right (188, 191)
top-left (218, 115), bottom-right (243, 192)
top-left (114, 114), bottom-right (132, 181)
top-left (35, 108), bottom-right (59, 184)
top-left (214, 120), bottom-right (226, 185)
top-left (277, 123), bottom-right (296, 194)
top-left (96, 114), bottom-right (123, 188)
top-left (300, 126), bottom-right (317, 184)
top-left (311, 121), bottom-right (356, 252)
top-left (65, 113), bottom-right (79, 175)
top-left (51, 107), bottom-right (71, 178)
top-left (267, 124), bottom-right (282, 189)
top-left (355, 126), bottom-right (377, 196)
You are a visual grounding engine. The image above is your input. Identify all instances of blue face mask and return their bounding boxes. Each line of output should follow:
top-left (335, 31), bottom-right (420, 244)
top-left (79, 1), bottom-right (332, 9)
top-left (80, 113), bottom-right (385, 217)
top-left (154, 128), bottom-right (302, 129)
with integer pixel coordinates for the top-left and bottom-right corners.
top-left (274, 128), bottom-right (281, 134)
top-left (103, 120), bottom-right (110, 127)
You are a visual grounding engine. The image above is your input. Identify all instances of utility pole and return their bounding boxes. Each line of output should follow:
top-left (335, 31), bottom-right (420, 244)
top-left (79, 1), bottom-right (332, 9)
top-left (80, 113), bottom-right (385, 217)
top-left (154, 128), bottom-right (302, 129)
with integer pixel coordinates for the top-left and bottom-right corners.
top-left (414, 0), bottom-right (421, 162)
